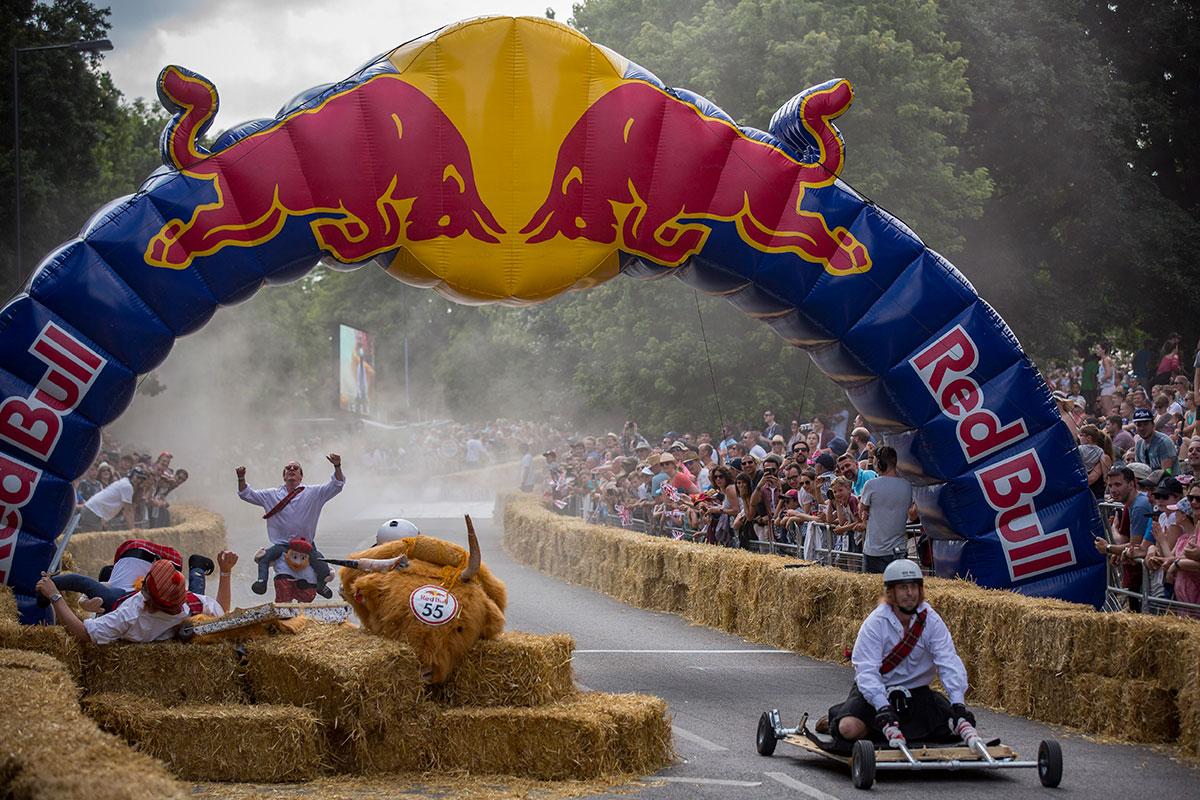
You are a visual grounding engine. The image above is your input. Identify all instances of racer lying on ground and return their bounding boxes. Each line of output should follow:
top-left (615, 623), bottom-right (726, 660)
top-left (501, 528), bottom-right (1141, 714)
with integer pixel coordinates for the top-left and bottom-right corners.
top-left (822, 559), bottom-right (974, 749)
top-left (35, 551), bottom-right (238, 644)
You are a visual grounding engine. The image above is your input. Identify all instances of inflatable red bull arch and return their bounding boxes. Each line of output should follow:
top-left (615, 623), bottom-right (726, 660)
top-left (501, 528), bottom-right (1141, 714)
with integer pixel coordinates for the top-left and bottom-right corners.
top-left (0, 16), bottom-right (1104, 620)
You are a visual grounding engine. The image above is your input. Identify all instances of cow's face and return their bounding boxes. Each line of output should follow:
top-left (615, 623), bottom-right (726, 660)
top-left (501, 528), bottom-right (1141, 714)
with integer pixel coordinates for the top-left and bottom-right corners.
top-left (340, 516), bottom-right (507, 683)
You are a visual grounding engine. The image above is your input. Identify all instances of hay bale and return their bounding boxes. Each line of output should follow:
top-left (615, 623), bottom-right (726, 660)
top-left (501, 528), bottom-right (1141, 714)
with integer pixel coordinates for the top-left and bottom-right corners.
top-left (431, 631), bottom-right (575, 707)
top-left (430, 691), bottom-right (673, 779)
top-left (0, 619), bottom-right (82, 677)
top-left (0, 649), bottom-right (185, 799)
top-left (81, 640), bottom-right (246, 704)
top-left (331, 702), bottom-right (440, 774)
top-left (0, 584), bottom-right (17, 623)
top-left (244, 623), bottom-right (423, 731)
top-left (84, 692), bottom-right (323, 782)
top-left (65, 504), bottom-right (226, 577)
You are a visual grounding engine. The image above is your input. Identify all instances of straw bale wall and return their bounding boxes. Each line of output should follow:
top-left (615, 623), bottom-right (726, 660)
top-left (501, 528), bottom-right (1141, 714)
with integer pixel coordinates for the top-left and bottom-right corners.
top-left (84, 693), bottom-right (323, 782)
top-left (65, 503), bottom-right (226, 576)
top-left (502, 492), bottom-right (1200, 756)
top-left (0, 648), bottom-right (185, 799)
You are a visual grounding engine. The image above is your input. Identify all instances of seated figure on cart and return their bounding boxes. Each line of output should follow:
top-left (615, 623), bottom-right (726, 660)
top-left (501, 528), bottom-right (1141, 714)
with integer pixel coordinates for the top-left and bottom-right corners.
top-left (824, 558), bottom-right (974, 749)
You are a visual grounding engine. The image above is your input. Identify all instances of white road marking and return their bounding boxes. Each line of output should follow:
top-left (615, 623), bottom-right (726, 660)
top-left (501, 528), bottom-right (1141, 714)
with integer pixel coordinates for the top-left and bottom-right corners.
top-left (574, 648), bottom-right (790, 654)
top-left (661, 777), bottom-right (763, 787)
top-left (672, 725), bottom-right (728, 752)
top-left (765, 771), bottom-right (843, 800)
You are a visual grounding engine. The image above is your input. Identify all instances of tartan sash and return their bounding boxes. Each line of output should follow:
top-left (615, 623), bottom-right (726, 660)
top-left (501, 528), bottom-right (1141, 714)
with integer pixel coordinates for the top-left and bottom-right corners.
top-left (263, 485), bottom-right (305, 519)
top-left (880, 609), bottom-right (927, 675)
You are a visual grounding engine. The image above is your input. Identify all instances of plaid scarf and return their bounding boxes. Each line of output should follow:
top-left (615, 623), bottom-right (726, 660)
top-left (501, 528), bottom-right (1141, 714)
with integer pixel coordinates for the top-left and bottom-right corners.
top-left (880, 609), bottom-right (927, 675)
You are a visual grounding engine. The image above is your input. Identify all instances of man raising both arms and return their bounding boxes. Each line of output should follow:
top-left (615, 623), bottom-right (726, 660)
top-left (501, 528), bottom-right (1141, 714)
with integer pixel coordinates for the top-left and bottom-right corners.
top-left (823, 559), bottom-right (973, 750)
top-left (238, 454), bottom-right (345, 597)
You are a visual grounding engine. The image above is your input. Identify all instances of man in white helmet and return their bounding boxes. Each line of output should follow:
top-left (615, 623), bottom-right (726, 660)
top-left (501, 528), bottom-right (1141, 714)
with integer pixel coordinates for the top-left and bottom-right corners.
top-left (375, 518), bottom-right (420, 545)
top-left (822, 559), bottom-right (973, 750)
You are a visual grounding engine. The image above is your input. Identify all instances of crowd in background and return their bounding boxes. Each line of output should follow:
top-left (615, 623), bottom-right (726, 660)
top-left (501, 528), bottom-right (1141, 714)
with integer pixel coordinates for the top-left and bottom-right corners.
top-left (74, 433), bottom-right (189, 531)
top-left (534, 411), bottom-right (924, 574)
top-left (1045, 334), bottom-right (1200, 615)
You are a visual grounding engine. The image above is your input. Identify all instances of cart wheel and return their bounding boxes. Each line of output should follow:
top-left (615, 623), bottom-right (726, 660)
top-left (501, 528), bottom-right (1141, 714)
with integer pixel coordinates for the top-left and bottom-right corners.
top-left (1037, 739), bottom-right (1062, 788)
top-left (851, 739), bottom-right (876, 790)
top-left (756, 712), bottom-right (777, 756)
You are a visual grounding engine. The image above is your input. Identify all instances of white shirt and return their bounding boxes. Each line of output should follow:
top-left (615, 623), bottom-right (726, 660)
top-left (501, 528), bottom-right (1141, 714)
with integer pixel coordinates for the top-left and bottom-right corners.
top-left (238, 475), bottom-right (345, 546)
top-left (465, 438), bottom-right (485, 464)
top-left (697, 467), bottom-right (712, 492)
top-left (85, 478), bottom-right (134, 521)
top-left (852, 601), bottom-right (967, 710)
top-left (82, 591), bottom-right (223, 644)
top-left (107, 556), bottom-right (153, 591)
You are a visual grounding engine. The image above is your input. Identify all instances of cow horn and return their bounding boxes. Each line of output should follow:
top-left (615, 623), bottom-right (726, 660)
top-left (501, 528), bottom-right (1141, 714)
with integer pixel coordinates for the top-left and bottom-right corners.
top-left (461, 514), bottom-right (480, 581)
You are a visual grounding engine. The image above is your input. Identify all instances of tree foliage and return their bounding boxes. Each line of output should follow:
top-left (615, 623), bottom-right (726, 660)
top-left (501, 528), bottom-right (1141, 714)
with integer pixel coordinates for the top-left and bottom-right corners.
top-left (0, 0), bottom-right (165, 297)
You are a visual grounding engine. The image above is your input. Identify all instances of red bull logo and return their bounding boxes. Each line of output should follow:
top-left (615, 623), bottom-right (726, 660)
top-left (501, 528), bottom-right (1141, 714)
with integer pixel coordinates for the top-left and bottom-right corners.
top-left (976, 450), bottom-right (1077, 581)
top-left (521, 80), bottom-right (870, 275)
top-left (909, 325), bottom-right (1028, 463)
top-left (145, 67), bottom-right (503, 270)
top-left (0, 322), bottom-right (105, 462)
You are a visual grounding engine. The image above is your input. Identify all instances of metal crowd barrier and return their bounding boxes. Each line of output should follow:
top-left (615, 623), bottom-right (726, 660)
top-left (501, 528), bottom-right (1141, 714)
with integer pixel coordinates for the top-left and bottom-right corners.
top-left (1089, 500), bottom-right (1200, 617)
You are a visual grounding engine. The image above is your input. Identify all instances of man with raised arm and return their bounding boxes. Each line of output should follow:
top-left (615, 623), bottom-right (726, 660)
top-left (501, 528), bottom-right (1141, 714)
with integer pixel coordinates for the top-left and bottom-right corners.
top-left (237, 454), bottom-right (344, 597)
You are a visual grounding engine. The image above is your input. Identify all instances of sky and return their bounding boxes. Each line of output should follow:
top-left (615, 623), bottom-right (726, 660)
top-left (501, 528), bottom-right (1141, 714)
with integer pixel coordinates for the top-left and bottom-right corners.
top-left (104, 0), bottom-right (576, 128)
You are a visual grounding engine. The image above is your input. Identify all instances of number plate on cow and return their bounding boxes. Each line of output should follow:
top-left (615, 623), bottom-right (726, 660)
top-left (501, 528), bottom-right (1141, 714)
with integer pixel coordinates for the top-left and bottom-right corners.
top-left (410, 584), bottom-right (459, 626)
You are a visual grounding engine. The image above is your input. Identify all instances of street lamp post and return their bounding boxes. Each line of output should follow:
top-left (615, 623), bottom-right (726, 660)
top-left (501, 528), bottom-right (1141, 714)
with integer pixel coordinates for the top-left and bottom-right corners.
top-left (12, 37), bottom-right (113, 286)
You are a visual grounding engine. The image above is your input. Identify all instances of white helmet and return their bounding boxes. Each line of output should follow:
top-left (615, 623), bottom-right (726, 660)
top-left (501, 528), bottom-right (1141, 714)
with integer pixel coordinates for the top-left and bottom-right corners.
top-left (883, 559), bottom-right (923, 586)
top-left (376, 518), bottom-right (420, 544)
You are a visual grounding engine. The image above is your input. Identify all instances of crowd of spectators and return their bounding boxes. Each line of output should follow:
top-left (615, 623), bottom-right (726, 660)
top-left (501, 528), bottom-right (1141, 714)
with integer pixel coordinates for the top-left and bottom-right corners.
top-left (74, 434), bottom-right (189, 531)
top-left (532, 333), bottom-right (1200, 611)
top-left (536, 412), bottom-right (923, 574)
top-left (1049, 333), bottom-right (1200, 616)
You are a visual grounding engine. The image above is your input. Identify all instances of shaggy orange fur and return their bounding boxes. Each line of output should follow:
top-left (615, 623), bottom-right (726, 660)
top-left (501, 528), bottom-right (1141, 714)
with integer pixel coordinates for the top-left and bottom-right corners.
top-left (339, 537), bottom-right (507, 684)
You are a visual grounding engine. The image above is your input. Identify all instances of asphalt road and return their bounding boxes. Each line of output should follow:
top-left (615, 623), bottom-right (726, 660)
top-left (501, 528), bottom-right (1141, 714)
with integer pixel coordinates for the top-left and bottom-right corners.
top-left (208, 489), bottom-right (1199, 799)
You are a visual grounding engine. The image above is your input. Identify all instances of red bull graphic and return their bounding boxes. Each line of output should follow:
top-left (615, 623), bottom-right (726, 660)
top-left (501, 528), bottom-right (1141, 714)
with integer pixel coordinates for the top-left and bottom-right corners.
top-left (145, 67), bottom-right (503, 270)
top-left (0, 323), bottom-right (105, 463)
top-left (977, 450), bottom-right (1077, 581)
top-left (909, 326), bottom-right (1028, 463)
top-left (0, 15), bottom-right (1104, 620)
top-left (0, 454), bottom-right (41, 585)
top-left (522, 80), bottom-right (870, 275)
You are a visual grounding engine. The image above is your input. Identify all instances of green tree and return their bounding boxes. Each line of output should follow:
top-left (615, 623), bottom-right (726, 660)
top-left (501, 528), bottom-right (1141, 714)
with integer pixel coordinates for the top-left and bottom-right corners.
top-left (0, 1), bottom-right (164, 297)
top-left (938, 0), bottom-right (1200, 358)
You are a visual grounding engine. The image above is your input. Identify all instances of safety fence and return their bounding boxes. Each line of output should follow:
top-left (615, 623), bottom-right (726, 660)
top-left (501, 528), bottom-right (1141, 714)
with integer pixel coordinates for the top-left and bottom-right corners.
top-left (1098, 501), bottom-right (1200, 618)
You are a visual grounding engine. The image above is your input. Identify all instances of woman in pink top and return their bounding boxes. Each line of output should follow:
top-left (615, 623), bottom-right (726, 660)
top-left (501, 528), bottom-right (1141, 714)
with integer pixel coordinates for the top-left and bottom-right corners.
top-left (1166, 490), bottom-right (1200, 616)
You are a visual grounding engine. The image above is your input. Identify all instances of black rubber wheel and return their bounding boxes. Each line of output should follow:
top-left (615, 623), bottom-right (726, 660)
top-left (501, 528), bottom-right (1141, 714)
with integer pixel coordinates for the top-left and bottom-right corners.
top-left (756, 712), bottom-right (777, 756)
top-left (851, 739), bottom-right (876, 790)
top-left (1038, 739), bottom-right (1062, 788)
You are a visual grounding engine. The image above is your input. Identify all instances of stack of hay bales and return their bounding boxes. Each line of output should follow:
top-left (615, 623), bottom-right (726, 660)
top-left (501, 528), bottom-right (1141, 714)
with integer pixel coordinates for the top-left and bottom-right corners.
top-left (0, 576), bottom-right (672, 784)
top-left (240, 623), bottom-right (670, 780)
top-left (0, 647), bottom-right (186, 799)
top-left (64, 504), bottom-right (226, 577)
top-left (503, 492), bottom-right (1200, 756)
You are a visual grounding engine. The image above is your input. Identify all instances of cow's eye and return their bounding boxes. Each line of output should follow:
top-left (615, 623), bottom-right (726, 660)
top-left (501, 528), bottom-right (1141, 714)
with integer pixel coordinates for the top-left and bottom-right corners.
top-left (456, 625), bottom-right (464, 632)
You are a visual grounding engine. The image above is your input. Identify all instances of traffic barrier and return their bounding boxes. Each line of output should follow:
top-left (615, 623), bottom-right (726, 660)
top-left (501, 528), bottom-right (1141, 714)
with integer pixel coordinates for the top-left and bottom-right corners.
top-left (81, 640), bottom-right (247, 704)
top-left (63, 503), bottom-right (227, 577)
top-left (502, 493), bottom-right (1200, 756)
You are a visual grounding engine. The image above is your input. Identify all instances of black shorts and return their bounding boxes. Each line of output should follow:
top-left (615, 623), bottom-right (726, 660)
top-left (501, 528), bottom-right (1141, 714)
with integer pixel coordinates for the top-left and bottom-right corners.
top-left (828, 683), bottom-right (956, 745)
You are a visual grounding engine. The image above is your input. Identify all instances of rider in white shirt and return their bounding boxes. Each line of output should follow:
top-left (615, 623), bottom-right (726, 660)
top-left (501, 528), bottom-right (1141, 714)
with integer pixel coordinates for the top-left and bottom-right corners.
top-left (824, 559), bottom-right (973, 748)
